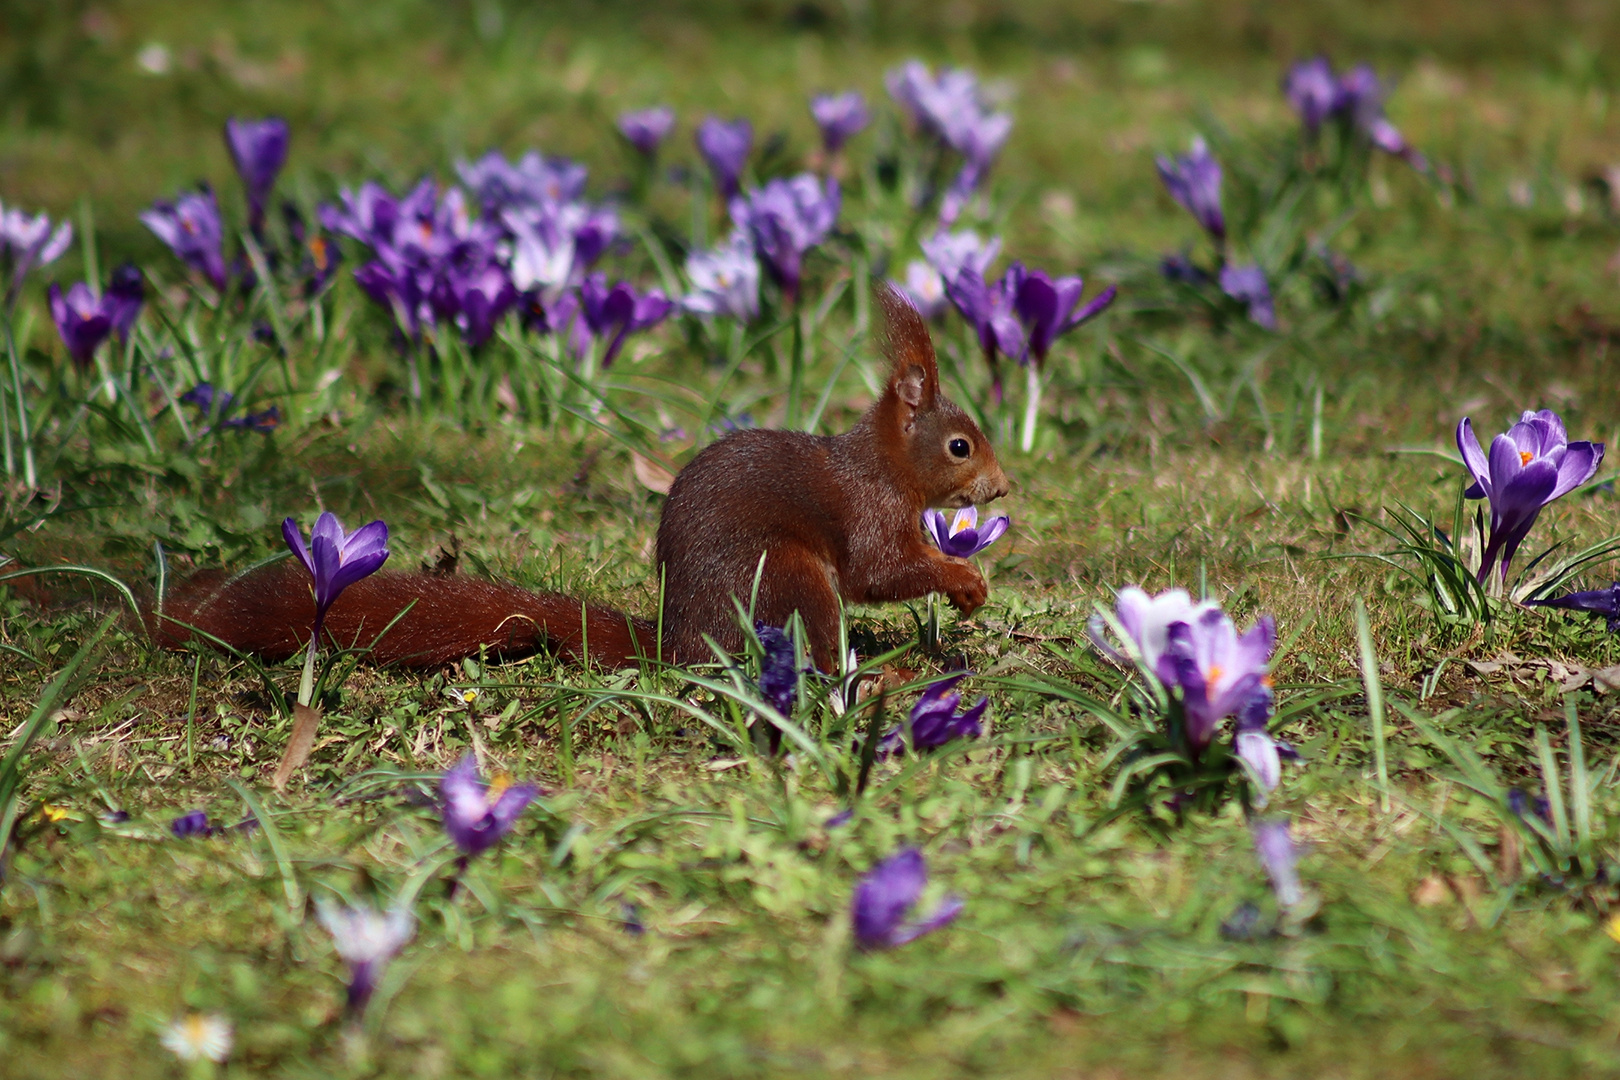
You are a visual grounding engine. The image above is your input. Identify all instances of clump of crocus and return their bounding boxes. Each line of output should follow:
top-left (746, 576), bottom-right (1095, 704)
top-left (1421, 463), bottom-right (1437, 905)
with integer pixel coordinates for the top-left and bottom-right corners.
top-left (1456, 410), bottom-right (1604, 585)
top-left (0, 201), bottom-right (73, 307)
top-left (1527, 582), bottom-right (1620, 632)
top-left (682, 232), bottom-right (761, 322)
top-left (578, 273), bottom-right (672, 368)
top-left (160, 1013), bottom-right (234, 1065)
top-left (440, 755), bottom-right (538, 857)
top-left (852, 848), bottom-right (964, 950)
top-left (810, 91), bottom-right (869, 155)
top-left (282, 513), bottom-right (390, 706)
top-left (1284, 59), bottom-right (1426, 170)
top-left (696, 117), bottom-right (753, 200)
top-left (885, 60), bottom-right (1012, 226)
top-left (316, 900), bottom-right (413, 1017)
top-left (1157, 137), bottom-right (1225, 243)
top-left (142, 186), bottom-right (228, 292)
top-left (224, 116), bottom-right (290, 234)
top-left (729, 174), bottom-right (840, 304)
top-left (923, 506), bottom-right (1010, 559)
top-left (617, 106), bottom-right (676, 157)
top-left (180, 382), bottom-right (279, 434)
top-left (1092, 586), bottom-right (1278, 761)
top-left (48, 267), bottom-right (144, 368)
top-left (876, 673), bottom-right (988, 757)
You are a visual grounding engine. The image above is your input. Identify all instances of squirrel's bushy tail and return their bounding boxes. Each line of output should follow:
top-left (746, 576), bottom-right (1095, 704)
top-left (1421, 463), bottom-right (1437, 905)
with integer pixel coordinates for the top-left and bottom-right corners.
top-left (150, 562), bottom-right (658, 668)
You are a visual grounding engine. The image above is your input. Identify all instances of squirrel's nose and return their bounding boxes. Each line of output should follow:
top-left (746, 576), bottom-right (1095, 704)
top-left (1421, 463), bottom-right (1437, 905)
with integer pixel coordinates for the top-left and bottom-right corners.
top-left (983, 467), bottom-right (1010, 502)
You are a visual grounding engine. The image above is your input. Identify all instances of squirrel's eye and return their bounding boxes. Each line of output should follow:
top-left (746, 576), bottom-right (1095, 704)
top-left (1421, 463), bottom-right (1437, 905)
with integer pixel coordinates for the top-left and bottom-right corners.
top-left (948, 437), bottom-right (971, 459)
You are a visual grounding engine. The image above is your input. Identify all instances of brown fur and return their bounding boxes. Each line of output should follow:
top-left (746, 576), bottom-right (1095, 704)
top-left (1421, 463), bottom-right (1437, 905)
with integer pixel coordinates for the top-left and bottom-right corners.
top-left (153, 287), bottom-right (1010, 671)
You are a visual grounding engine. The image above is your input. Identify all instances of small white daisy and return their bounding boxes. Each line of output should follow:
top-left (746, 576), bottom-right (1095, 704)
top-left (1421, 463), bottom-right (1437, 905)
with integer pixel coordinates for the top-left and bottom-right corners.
top-left (159, 1012), bottom-right (233, 1063)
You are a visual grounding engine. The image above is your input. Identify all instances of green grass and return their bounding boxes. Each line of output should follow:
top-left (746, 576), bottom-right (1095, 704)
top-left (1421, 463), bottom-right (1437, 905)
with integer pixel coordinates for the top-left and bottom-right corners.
top-left (8, 2), bottom-right (1620, 1076)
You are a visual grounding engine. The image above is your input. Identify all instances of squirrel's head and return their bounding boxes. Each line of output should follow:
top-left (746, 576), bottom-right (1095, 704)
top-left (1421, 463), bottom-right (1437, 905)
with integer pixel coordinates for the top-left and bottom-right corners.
top-left (875, 285), bottom-right (1010, 509)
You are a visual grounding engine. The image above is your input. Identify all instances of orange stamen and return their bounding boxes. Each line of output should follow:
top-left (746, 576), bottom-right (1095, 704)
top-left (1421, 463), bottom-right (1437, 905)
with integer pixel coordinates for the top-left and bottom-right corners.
top-left (1519, 450), bottom-right (1533, 466)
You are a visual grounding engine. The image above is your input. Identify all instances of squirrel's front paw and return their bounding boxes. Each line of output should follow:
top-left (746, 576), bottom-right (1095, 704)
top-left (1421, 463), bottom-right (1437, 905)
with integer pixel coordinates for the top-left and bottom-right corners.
top-left (943, 563), bottom-right (988, 617)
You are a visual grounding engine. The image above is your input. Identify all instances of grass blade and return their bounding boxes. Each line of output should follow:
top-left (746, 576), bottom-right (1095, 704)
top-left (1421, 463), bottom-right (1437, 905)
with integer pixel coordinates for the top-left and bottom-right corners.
top-left (1354, 597), bottom-right (1389, 813)
top-left (226, 778), bottom-right (302, 917)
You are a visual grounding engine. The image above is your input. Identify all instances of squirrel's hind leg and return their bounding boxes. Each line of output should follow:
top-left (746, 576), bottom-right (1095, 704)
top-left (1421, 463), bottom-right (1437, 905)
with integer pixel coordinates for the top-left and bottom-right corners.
top-left (751, 545), bottom-right (843, 673)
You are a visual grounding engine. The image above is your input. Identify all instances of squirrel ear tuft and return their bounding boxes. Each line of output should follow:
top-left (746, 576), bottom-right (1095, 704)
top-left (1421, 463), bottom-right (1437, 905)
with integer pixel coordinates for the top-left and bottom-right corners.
top-left (877, 284), bottom-right (939, 417)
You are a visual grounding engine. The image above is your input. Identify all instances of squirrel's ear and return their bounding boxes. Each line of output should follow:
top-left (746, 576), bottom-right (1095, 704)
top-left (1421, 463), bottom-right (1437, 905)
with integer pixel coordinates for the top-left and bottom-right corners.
top-left (877, 285), bottom-right (939, 428)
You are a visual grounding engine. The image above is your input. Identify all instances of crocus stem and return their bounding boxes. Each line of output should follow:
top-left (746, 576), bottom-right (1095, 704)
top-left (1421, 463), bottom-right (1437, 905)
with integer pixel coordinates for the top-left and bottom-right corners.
top-left (1019, 363), bottom-right (1042, 454)
top-left (298, 633), bottom-right (318, 708)
top-left (787, 305), bottom-right (804, 430)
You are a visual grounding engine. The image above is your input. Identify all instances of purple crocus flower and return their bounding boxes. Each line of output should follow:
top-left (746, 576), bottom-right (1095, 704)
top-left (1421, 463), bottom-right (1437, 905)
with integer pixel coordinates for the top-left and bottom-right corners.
top-left (224, 117), bottom-right (290, 232)
top-left (755, 623), bottom-right (799, 717)
top-left (281, 512), bottom-right (390, 637)
top-left (1526, 582), bottom-right (1620, 631)
top-left (894, 261), bottom-right (947, 318)
top-left (1011, 267), bottom-right (1117, 366)
top-left (1156, 137), bottom-right (1225, 242)
top-left (1218, 264), bottom-right (1277, 330)
top-left (180, 383), bottom-right (234, 417)
top-left (1283, 57), bottom-right (1340, 131)
top-left (683, 232), bottom-right (761, 322)
top-left (1456, 411), bottom-right (1604, 583)
top-left (810, 91), bottom-right (870, 154)
top-left (923, 506), bottom-right (1010, 559)
top-left (578, 273), bottom-right (673, 367)
top-left (438, 260), bottom-right (518, 347)
top-left (0, 201), bottom-right (73, 304)
top-left (440, 755), bottom-right (538, 857)
top-left (317, 901), bottom-right (413, 1016)
top-left (1250, 818), bottom-right (1302, 908)
top-left (48, 283), bottom-right (114, 368)
top-left (141, 187), bottom-right (228, 291)
top-left (729, 174), bottom-right (840, 302)
top-left (944, 267), bottom-right (1025, 397)
top-left (618, 106), bottom-right (677, 157)
top-left (1335, 65), bottom-right (1426, 169)
top-left (1088, 586), bottom-right (1220, 675)
top-left (104, 264), bottom-right (145, 341)
top-left (696, 117), bottom-right (753, 200)
top-left (1159, 608), bottom-right (1276, 754)
top-left (852, 848), bottom-right (964, 950)
top-left (455, 150), bottom-right (588, 214)
top-left (877, 672), bottom-right (988, 757)
top-left (938, 110), bottom-right (1013, 226)
top-left (921, 229), bottom-right (1001, 286)
top-left (505, 202), bottom-right (619, 300)
top-left (170, 810), bottom-right (213, 838)
top-left (354, 258), bottom-right (427, 337)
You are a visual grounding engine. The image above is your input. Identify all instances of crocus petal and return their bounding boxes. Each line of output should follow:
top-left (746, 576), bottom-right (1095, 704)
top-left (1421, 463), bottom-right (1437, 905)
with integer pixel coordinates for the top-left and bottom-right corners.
top-left (1235, 730), bottom-right (1281, 793)
top-left (974, 515), bottom-right (1011, 550)
top-left (1456, 418), bottom-right (1491, 498)
top-left (890, 894), bottom-right (965, 946)
top-left (282, 518), bottom-right (317, 577)
top-left (853, 848), bottom-right (927, 949)
top-left (1550, 441), bottom-right (1602, 500)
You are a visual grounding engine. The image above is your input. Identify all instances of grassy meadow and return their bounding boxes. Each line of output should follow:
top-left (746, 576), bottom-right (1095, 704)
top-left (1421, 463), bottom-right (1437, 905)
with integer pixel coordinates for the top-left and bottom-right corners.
top-left (7, 1), bottom-right (1620, 1076)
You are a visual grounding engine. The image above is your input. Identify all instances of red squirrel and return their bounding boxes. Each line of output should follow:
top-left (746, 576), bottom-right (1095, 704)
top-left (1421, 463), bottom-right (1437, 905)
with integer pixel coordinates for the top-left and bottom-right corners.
top-left (151, 286), bottom-right (1010, 672)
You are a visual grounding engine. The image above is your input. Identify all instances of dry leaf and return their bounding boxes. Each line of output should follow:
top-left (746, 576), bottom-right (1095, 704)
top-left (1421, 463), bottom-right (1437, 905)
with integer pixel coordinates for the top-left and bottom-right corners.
top-left (631, 452), bottom-right (675, 495)
top-left (1412, 874), bottom-right (1453, 906)
top-left (272, 704), bottom-right (322, 792)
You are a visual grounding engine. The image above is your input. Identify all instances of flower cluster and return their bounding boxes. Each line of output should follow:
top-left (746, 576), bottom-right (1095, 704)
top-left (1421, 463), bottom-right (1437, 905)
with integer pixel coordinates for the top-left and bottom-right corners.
top-left (886, 61), bottom-right (1012, 226)
top-left (1156, 139), bottom-right (1275, 330)
top-left (1092, 585), bottom-right (1303, 905)
top-left (1, 201), bottom-right (73, 306)
top-left (1283, 57), bottom-right (1426, 169)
